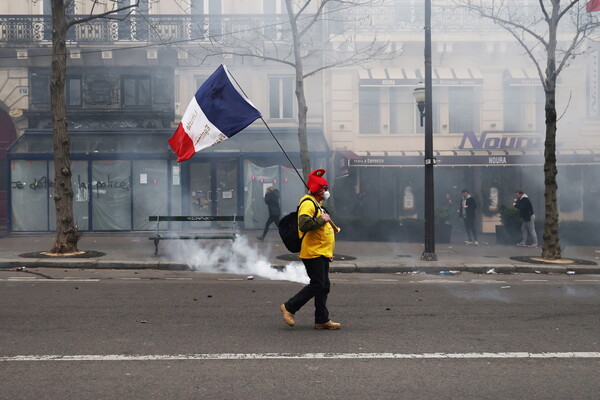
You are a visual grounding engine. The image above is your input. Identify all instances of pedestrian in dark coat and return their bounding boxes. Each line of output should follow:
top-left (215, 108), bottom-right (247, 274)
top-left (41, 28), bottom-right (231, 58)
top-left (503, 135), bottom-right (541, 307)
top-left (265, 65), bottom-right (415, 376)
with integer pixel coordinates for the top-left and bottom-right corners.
top-left (257, 186), bottom-right (280, 241)
top-left (513, 190), bottom-right (538, 247)
top-left (458, 189), bottom-right (478, 245)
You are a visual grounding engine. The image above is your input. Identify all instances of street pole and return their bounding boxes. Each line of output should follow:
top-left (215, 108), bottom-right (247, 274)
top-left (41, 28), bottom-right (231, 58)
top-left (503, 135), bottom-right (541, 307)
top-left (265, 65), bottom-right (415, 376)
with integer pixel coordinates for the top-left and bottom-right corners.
top-left (421, 0), bottom-right (437, 261)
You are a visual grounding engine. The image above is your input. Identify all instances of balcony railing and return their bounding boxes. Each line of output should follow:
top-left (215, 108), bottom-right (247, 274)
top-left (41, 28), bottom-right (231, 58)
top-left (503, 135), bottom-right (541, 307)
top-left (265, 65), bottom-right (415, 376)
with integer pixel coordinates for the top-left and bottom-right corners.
top-left (0, 14), bottom-right (293, 44)
top-left (0, 9), bottom-right (576, 45)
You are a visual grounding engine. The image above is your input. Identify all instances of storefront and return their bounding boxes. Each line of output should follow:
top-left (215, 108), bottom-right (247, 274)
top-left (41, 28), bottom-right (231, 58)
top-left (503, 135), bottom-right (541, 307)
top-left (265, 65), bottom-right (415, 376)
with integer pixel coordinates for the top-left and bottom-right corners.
top-left (333, 147), bottom-right (600, 232)
top-left (7, 127), bottom-right (329, 232)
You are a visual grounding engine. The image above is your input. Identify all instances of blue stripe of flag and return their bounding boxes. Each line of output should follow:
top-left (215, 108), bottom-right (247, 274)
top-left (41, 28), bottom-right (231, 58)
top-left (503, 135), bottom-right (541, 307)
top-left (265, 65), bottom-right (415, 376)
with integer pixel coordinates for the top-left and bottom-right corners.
top-left (195, 65), bottom-right (262, 138)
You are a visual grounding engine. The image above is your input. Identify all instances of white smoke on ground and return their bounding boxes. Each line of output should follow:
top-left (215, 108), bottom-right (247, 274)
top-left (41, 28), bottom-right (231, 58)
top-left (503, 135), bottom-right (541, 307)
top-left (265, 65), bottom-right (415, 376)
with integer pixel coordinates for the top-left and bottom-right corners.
top-left (166, 236), bottom-right (309, 284)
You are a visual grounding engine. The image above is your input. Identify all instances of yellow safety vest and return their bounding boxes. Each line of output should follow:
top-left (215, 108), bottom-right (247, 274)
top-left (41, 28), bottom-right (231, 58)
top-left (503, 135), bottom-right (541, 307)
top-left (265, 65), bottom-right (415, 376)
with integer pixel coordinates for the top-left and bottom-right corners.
top-left (297, 194), bottom-right (335, 259)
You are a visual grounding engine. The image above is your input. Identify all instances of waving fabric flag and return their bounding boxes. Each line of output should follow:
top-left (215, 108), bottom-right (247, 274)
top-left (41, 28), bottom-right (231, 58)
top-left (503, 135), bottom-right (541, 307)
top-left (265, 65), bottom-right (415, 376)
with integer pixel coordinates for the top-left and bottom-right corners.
top-left (169, 64), bottom-right (262, 162)
top-left (587, 0), bottom-right (600, 12)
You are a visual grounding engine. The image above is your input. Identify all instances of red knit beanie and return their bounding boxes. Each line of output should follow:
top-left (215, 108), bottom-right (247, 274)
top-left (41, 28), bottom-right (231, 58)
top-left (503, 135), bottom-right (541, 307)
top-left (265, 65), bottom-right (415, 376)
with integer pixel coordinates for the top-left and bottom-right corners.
top-left (307, 169), bottom-right (328, 193)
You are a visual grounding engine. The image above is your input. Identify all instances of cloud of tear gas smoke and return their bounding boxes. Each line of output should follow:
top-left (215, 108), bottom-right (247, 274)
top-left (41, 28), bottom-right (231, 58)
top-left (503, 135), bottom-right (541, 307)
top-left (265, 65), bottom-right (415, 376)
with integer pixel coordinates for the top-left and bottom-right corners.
top-left (166, 235), bottom-right (309, 284)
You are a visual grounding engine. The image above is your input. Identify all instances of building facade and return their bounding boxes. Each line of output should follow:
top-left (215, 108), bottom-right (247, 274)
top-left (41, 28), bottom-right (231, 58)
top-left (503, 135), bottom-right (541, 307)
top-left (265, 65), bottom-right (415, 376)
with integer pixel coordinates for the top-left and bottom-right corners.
top-left (1, 0), bottom-right (599, 235)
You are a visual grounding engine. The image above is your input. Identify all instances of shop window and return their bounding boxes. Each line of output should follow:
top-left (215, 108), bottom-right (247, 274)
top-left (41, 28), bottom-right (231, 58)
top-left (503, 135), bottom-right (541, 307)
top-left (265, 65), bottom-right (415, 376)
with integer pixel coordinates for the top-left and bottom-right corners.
top-left (122, 76), bottom-right (151, 107)
top-left (30, 74), bottom-right (50, 106)
top-left (11, 160), bottom-right (49, 231)
top-left (449, 86), bottom-right (480, 134)
top-left (390, 87), bottom-right (416, 134)
top-left (504, 85), bottom-right (544, 132)
top-left (132, 160), bottom-right (168, 230)
top-left (66, 77), bottom-right (82, 107)
top-left (153, 76), bottom-right (171, 105)
top-left (269, 76), bottom-right (294, 119)
top-left (49, 161), bottom-right (89, 231)
top-left (31, 74), bottom-right (82, 108)
top-left (263, 0), bottom-right (286, 39)
top-left (191, 0), bottom-right (222, 38)
top-left (359, 87), bottom-right (381, 134)
top-left (92, 160), bottom-right (132, 230)
top-left (360, 86), bottom-right (440, 135)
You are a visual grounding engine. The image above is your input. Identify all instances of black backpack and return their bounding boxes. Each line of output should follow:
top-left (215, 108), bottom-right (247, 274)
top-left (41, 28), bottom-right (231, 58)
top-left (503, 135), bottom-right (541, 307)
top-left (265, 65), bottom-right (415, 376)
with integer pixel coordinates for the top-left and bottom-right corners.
top-left (278, 198), bottom-right (318, 253)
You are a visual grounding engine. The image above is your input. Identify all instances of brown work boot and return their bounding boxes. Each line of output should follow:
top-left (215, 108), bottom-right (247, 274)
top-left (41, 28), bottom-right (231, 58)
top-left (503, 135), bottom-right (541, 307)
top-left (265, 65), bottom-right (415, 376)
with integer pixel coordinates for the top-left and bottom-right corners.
top-left (280, 304), bottom-right (295, 327)
top-left (314, 320), bottom-right (341, 330)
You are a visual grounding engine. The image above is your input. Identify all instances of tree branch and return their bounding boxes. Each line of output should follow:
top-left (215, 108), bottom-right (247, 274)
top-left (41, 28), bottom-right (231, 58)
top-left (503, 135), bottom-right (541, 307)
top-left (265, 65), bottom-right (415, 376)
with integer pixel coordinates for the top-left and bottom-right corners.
top-left (459, 1), bottom-right (549, 47)
top-left (68, 0), bottom-right (140, 28)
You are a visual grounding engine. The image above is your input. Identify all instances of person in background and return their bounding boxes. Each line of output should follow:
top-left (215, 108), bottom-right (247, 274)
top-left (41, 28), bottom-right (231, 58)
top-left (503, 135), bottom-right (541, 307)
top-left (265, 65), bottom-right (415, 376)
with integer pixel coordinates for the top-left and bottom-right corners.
top-left (513, 190), bottom-right (538, 248)
top-left (280, 169), bottom-right (341, 330)
top-left (257, 186), bottom-right (280, 242)
top-left (458, 189), bottom-right (478, 246)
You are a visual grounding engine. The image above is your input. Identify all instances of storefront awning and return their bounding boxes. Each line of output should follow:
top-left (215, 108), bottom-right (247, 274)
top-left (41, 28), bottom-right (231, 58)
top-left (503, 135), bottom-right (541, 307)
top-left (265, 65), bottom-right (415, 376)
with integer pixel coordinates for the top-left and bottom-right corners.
top-left (343, 149), bottom-right (600, 167)
top-left (504, 68), bottom-right (546, 86)
top-left (359, 67), bottom-right (483, 87)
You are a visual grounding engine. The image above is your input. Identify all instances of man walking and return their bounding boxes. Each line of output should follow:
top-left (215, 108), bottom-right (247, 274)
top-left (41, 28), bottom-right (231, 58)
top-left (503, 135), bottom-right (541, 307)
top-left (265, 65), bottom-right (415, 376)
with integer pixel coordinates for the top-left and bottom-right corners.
top-left (513, 190), bottom-right (538, 248)
top-left (459, 189), bottom-right (478, 246)
top-left (257, 186), bottom-right (280, 241)
top-left (280, 169), bottom-right (341, 330)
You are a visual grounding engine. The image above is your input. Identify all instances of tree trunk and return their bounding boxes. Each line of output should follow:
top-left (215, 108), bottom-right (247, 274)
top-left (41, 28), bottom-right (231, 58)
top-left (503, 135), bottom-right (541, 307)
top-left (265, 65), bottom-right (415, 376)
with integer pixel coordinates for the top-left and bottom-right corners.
top-left (541, 86), bottom-right (561, 259)
top-left (286, 0), bottom-right (311, 183)
top-left (50, 0), bottom-right (80, 253)
top-left (541, 7), bottom-right (560, 260)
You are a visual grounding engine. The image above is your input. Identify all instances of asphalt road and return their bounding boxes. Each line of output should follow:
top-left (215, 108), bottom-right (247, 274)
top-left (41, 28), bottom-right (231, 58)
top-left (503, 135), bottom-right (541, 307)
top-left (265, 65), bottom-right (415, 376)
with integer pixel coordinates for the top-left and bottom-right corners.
top-left (1, 268), bottom-right (600, 399)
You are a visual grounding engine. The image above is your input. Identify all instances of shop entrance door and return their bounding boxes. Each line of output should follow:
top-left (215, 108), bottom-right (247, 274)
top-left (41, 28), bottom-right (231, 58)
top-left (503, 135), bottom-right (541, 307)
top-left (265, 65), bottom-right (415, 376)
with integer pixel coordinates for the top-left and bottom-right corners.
top-left (189, 159), bottom-right (238, 224)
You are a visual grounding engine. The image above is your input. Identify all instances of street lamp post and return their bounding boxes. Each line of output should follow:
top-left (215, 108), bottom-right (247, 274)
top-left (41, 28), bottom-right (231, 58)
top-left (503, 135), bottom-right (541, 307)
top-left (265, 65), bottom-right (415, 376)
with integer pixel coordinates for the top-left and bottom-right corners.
top-left (414, 0), bottom-right (437, 261)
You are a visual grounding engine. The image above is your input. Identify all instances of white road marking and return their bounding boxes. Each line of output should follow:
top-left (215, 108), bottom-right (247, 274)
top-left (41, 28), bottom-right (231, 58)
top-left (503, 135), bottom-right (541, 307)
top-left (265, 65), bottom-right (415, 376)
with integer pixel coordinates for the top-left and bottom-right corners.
top-left (373, 279), bottom-right (399, 282)
top-left (2, 352), bottom-right (600, 362)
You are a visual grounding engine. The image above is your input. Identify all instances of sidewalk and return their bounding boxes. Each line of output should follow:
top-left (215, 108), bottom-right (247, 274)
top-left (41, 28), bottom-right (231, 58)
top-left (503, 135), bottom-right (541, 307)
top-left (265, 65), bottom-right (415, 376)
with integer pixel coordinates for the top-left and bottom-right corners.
top-left (1, 232), bottom-right (600, 274)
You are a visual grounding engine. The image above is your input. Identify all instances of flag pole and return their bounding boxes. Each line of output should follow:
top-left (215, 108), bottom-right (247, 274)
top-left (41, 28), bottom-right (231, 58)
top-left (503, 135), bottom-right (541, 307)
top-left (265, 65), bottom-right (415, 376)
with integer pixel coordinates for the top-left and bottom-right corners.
top-left (226, 67), bottom-right (309, 192)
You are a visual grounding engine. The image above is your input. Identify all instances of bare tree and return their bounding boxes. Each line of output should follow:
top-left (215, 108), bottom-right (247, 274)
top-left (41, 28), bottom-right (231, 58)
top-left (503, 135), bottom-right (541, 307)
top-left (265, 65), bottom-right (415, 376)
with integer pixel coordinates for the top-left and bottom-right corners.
top-left (49, 0), bottom-right (138, 254)
top-left (197, 0), bottom-right (397, 179)
top-left (455, 0), bottom-right (598, 259)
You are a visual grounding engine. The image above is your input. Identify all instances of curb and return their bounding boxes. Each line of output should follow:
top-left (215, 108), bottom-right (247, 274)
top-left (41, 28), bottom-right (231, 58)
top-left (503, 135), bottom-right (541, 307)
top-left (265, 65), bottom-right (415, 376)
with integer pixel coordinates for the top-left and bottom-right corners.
top-left (2, 260), bottom-right (600, 275)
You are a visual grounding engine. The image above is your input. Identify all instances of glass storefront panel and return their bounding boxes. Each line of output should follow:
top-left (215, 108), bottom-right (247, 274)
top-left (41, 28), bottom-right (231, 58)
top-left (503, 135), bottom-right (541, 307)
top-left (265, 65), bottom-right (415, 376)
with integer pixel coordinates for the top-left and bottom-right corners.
top-left (132, 160), bottom-right (168, 230)
top-left (49, 160), bottom-right (90, 231)
top-left (169, 161), bottom-right (183, 230)
top-left (244, 161), bottom-right (304, 229)
top-left (244, 161), bottom-right (278, 230)
top-left (10, 160), bottom-right (49, 231)
top-left (215, 159), bottom-right (238, 225)
top-left (92, 160), bottom-right (132, 230)
top-left (280, 166), bottom-right (305, 215)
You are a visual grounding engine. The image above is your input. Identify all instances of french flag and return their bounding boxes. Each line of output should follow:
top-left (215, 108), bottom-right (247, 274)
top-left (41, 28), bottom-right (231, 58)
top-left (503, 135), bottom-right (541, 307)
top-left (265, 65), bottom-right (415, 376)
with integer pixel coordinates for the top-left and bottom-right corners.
top-left (169, 64), bottom-right (262, 162)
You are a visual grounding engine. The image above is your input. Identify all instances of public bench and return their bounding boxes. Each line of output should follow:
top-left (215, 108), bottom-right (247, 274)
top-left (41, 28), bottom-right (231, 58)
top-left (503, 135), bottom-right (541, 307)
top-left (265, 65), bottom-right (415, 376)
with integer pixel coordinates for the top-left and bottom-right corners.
top-left (148, 215), bottom-right (243, 256)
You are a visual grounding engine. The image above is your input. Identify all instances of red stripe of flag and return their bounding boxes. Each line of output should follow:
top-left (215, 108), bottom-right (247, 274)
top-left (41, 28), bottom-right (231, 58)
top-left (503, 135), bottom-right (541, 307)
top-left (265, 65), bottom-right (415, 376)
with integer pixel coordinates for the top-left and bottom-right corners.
top-left (587, 0), bottom-right (600, 12)
top-left (168, 123), bottom-right (196, 163)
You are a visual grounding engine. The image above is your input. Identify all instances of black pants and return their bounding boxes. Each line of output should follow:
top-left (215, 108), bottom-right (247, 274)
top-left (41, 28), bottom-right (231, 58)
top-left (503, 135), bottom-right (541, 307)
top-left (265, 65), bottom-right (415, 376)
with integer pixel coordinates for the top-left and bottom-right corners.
top-left (260, 215), bottom-right (279, 239)
top-left (463, 217), bottom-right (477, 242)
top-left (285, 256), bottom-right (331, 324)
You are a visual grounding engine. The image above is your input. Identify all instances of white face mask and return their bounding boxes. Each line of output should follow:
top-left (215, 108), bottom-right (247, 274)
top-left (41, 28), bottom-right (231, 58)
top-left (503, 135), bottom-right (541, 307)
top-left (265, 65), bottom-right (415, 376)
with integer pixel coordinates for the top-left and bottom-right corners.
top-left (322, 190), bottom-right (331, 200)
